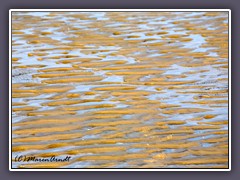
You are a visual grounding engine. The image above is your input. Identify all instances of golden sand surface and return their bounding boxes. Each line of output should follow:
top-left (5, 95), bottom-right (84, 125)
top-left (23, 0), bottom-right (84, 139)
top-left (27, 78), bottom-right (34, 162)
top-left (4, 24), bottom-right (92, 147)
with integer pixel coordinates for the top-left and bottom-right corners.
top-left (12, 11), bottom-right (229, 168)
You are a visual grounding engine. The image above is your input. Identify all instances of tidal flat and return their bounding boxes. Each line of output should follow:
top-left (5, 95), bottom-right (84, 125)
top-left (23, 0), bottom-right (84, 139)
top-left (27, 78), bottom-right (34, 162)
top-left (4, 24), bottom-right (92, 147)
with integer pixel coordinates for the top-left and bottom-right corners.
top-left (11, 11), bottom-right (229, 169)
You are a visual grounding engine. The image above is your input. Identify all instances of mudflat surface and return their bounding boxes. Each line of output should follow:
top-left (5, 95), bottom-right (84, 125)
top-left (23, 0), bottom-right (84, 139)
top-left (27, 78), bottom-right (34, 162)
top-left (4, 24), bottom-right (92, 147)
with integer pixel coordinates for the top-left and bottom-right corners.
top-left (11, 12), bottom-right (229, 169)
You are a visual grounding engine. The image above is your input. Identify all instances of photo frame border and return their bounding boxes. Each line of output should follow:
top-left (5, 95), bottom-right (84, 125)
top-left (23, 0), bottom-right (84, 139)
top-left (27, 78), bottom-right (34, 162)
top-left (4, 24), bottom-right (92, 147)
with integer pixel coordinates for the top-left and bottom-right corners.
top-left (9, 9), bottom-right (231, 172)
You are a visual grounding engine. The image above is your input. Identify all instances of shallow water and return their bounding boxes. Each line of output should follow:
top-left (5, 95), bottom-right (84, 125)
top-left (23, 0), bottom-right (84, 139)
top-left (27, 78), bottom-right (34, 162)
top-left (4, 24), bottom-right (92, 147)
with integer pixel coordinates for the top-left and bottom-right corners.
top-left (12, 11), bottom-right (229, 169)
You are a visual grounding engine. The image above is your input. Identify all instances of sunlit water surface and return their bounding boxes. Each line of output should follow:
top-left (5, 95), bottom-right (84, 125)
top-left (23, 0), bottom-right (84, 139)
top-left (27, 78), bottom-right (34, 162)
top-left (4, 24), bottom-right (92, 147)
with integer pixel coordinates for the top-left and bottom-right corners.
top-left (12, 11), bottom-right (228, 169)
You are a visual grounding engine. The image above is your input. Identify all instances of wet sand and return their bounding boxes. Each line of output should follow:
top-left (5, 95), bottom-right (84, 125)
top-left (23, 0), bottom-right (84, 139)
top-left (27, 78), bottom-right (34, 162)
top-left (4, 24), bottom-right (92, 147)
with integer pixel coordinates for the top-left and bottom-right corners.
top-left (12, 11), bottom-right (229, 169)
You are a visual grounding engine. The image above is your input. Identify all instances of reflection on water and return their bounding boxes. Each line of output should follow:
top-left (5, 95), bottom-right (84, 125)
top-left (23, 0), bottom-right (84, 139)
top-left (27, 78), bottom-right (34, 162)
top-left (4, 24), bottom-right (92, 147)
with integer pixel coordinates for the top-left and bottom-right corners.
top-left (12, 11), bottom-right (229, 169)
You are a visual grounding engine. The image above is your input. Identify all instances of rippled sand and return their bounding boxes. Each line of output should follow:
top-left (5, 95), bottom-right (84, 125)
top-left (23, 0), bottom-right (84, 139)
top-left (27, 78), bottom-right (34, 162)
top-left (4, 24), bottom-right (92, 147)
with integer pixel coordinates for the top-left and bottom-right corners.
top-left (11, 11), bottom-right (229, 169)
